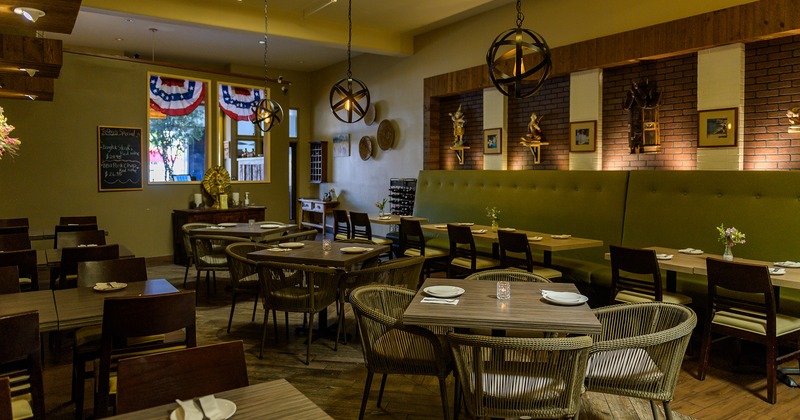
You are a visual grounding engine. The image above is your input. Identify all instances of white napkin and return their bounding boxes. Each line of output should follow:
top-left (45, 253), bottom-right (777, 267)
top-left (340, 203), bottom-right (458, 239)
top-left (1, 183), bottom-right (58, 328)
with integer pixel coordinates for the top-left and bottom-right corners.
top-left (551, 234), bottom-right (571, 239)
top-left (421, 297), bottom-right (459, 305)
top-left (775, 261), bottom-right (800, 268)
top-left (95, 282), bottom-right (125, 290)
top-left (434, 224), bottom-right (447, 229)
top-left (678, 248), bottom-right (704, 254)
top-left (528, 236), bottom-right (543, 241)
top-left (198, 395), bottom-right (221, 420)
top-left (267, 248), bottom-right (292, 252)
top-left (471, 229), bottom-right (487, 234)
top-left (175, 399), bottom-right (203, 420)
top-left (656, 254), bottom-right (673, 260)
top-left (207, 226), bottom-right (225, 230)
top-left (770, 267), bottom-right (786, 275)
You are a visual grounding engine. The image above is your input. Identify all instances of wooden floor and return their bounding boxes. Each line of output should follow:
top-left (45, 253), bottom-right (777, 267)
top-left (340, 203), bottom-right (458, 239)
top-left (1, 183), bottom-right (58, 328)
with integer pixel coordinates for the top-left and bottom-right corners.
top-left (38, 263), bottom-right (800, 419)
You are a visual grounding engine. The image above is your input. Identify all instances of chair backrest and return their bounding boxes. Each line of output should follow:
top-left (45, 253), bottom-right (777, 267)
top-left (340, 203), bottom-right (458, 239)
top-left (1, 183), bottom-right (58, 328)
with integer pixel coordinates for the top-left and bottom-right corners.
top-left (447, 223), bottom-right (477, 267)
top-left (448, 331), bottom-right (591, 419)
top-left (77, 257), bottom-right (148, 288)
top-left (349, 212), bottom-right (373, 241)
top-left (399, 218), bottom-right (426, 255)
top-left (0, 232), bottom-right (31, 251)
top-left (56, 229), bottom-right (107, 249)
top-left (192, 235), bottom-right (242, 270)
top-left (116, 341), bottom-right (248, 414)
top-left (333, 209), bottom-right (350, 240)
top-left (53, 224), bottom-right (99, 248)
top-left (225, 241), bottom-right (269, 287)
top-left (60, 216), bottom-right (97, 225)
top-left (465, 268), bottom-right (551, 283)
top-left (0, 265), bottom-right (20, 294)
top-left (0, 311), bottom-right (44, 419)
top-left (0, 249), bottom-right (37, 291)
top-left (497, 230), bottom-right (533, 271)
top-left (609, 245), bottom-right (663, 302)
top-left (57, 244), bottom-right (120, 289)
top-left (0, 218), bottom-right (28, 228)
top-left (256, 261), bottom-right (342, 313)
top-left (275, 229), bottom-right (317, 243)
top-left (706, 257), bottom-right (775, 332)
top-left (343, 256), bottom-right (424, 292)
top-left (0, 377), bottom-right (11, 420)
top-left (96, 291), bottom-right (197, 417)
top-left (181, 223), bottom-right (214, 259)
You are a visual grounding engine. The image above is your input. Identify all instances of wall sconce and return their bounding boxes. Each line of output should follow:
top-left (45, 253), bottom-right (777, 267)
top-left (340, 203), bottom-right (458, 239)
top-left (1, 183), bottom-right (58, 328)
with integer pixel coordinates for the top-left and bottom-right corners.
top-left (14, 7), bottom-right (45, 23)
top-left (19, 68), bottom-right (38, 77)
top-left (788, 108), bottom-right (800, 133)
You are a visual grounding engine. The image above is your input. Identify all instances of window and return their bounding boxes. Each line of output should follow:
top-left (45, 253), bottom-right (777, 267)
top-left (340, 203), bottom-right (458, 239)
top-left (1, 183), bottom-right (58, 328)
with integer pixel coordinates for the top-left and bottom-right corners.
top-left (147, 73), bottom-right (209, 183)
top-left (289, 108), bottom-right (298, 139)
top-left (218, 82), bottom-right (270, 182)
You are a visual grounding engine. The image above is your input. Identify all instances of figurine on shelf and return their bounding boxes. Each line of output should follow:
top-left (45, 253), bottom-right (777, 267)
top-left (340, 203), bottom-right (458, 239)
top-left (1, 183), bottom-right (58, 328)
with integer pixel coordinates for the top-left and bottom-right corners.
top-left (788, 107), bottom-right (800, 133)
top-left (450, 104), bottom-right (466, 148)
top-left (520, 112), bottom-right (544, 146)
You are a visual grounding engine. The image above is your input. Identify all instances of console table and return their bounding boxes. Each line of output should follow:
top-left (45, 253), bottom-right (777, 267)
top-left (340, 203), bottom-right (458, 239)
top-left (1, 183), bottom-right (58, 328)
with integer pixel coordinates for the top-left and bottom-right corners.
top-left (297, 199), bottom-right (338, 236)
top-left (172, 206), bottom-right (265, 264)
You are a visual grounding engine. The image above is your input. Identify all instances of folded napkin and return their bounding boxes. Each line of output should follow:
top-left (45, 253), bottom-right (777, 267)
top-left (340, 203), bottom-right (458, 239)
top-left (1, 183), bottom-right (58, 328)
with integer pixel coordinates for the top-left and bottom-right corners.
top-left (775, 261), bottom-right (800, 268)
top-left (770, 267), bottom-right (786, 275)
top-left (551, 234), bottom-right (571, 239)
top-left (434, 224), bottom-right (447, 229)
top-left (95, 282), bottom-right (125, 290)
top-left (267, 248), bottom-right (292, 252)
top-left (528, 236), bottom-right (543, 241)
top-left (206, 226), bottom-right (225, 230)
top-left (656, 254), bottom-right (673, 260)
top-left (421, 297), bottom-right (459, 305)
top-left (471, 229), bottom-right (487, 234)
top-left (678, 248), bottom-right (704, 254)
top-left (175, 399), bottom-right (202, 420)
top-left (198, 395), bottom-right (221, 420)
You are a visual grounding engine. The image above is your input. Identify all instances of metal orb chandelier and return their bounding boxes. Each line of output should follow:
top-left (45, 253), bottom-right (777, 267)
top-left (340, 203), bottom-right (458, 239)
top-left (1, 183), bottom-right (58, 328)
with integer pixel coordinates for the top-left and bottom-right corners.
top-left (486, 0), bottom-right (552, 99)
top-left (251, 0), bottom-right (283, 133)
top-left (329, 0), bottom-right (370, 123)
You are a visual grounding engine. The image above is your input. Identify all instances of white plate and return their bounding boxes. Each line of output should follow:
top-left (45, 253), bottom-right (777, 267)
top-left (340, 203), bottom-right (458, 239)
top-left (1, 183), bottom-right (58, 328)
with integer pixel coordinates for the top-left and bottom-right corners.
top-left (770, 267), bottom-right (786, 275)
top-left (424, 285), bottom-right (466, 298)
top-left (378, 215), bottom-right (391, 220)
top-left (679, 248), bottom-right (704, 255)
top-left (528, 236), bottom-right (543, 241)
top-left (498, 227), bottom-right (516, 232)
top-left (93, 282), bottom-right (127, 292)
top-left (471, 229), bottom-right (487, 234)
top-left (217, 223), bottom-right (237, 227)
top-left (434, 224), bottom-right (447, 229)
top-left (260, 224), bottom-right (282, 229)
top-left (656, 254), bottom-right (673, 260)
top-left (458, 222), bottom-right (474, 226)
top-left (341, 246), bottom-right (372, 254)
top-left (775, 261), bottom-right (800, 268)
top-left (169, 398), bottom-right (236, 420)
top-left (551, 234), bottom-right (572, 239)
top-left (542, 291), bottom-right (588, 306)
top-left (278, 242), bottom-right (305, 249)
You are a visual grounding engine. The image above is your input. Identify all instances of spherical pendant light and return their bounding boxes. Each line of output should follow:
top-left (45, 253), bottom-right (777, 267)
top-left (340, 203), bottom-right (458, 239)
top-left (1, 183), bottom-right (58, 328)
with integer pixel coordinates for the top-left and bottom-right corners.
top-left (251, 0), bottom-right (283, 133)
top-left (329, 0), bottom-right (370, 123)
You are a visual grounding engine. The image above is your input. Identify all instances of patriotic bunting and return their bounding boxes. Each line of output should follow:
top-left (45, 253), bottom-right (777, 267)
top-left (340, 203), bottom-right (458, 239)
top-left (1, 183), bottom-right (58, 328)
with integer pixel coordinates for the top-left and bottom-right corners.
top-left (149, 75), bottom-right (206, 116)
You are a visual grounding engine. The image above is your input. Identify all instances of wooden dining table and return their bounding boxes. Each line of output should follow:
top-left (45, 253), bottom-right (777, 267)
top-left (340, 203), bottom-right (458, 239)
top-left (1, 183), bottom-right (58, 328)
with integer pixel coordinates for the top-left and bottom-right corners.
top-left (107, 379), bottom-right (333, 419)
top-left (367, 214), bottom-right (428, 225)
top-left (247, 240), bottom-right (389, 270)
top-left (38, 244), bottom-right (135, 270)
top-left (192, 222), bottom-right (295, 241)
top-left (404, 278), bottom-right (601, 335)
top-left (0, 289), bottom-right (59, 332)
top-left (421, 223), bottom-right (604, 266)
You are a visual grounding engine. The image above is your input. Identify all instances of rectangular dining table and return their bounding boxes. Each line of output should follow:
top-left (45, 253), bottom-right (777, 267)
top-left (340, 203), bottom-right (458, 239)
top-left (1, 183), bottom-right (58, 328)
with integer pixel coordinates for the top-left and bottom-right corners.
top-left (0, 289), bottom-right (59, 332)
top-left (421, 223), bottom-right (604, 266)
top-left (404, 278), bottom-right (601, 335)
top-left (368, 214), bottom-right (428, 225)
top-left (247, 240), bottom-right (389, 269)
top-left (192, 222), bottom-right (295, 241)
top-left (107, 379), bottom-right (333, 419)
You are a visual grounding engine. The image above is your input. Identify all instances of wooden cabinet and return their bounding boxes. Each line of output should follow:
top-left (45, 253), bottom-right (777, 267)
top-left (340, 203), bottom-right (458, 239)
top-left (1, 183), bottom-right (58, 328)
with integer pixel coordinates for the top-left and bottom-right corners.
top-left (172, 207), bottom-right (265, 264)
top-left (297, 199), bottom-right (338, 234)
top-left (310, 141), bottom-right (328, 183)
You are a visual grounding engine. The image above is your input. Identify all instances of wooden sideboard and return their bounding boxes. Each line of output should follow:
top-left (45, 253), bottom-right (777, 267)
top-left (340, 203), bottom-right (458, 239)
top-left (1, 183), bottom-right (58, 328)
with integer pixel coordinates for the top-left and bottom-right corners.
top-left (172, 206), bottom-right (266, 264)
top-left (297, 199), bottom-right (338, 236)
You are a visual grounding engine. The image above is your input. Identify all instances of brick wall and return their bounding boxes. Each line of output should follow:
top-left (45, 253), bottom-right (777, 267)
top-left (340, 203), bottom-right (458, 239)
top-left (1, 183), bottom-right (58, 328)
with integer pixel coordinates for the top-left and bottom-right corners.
top-left (438, 92), bottom-right (483, 170)
top-left (602, 53), bottom-right (698, 170)
top-left (507, 75), bottom-right (570, 170)
top-left (744, 35), bottom-right (800, 170)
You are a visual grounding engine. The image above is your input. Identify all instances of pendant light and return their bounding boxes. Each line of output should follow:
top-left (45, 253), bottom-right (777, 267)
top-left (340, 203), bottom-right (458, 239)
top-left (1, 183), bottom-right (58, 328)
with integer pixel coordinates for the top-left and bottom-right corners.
top-left (251, 0), bottom-right (283, 133)
top-left (329, 0), bottom-right (370, 123)
top-left (486, 0), bottom-right (552, 98)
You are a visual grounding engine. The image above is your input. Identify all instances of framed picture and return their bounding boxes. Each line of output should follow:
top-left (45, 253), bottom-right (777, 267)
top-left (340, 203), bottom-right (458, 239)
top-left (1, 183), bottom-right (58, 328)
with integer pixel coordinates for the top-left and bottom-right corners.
top-left (698, 108), bottom-right (738, 147)
top-left (332, 134), bottom-right (350, 157)
top-left (569, 121), bottom-right (596, 152)
top-left (483, 128), bottom-right (502, 154)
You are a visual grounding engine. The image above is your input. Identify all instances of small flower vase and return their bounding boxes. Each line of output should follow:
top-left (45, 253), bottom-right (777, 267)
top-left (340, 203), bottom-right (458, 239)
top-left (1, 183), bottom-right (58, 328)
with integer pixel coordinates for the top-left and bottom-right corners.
top-left (491, 219), bottom-right (499, 232)
top-left (723, 244), bottom-right (734, 261)
top-left (378, 209), bottom-right (385, 217)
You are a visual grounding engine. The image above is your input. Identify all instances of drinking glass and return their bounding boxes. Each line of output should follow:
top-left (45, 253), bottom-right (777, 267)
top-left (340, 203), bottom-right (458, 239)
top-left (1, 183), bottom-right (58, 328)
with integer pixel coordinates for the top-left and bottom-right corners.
top-left (322, 238), bottom-right (332, 251)
top-left (248, 219), bottom-right (255, 229)
top-left (496, 281), bottom-right (511, 300)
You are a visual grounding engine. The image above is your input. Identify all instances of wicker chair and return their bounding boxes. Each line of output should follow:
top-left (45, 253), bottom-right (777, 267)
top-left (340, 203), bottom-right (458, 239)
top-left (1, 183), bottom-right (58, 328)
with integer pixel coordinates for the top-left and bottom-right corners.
top-left (191, 235), bottom-right (242, 296)
top-left (264, 229), bottom-right (318, 245)
top-left (465, 268), bottom-right (551, 283)
top-left (349, 285), bottom-right (453, 420)
top-left (448, 331), bottom-right (592, 419)
top-left (224, 242), bottom-right (270, 333)
top-left (585, 302), bottom-right (696, 419)
top-left (181, 223), bottom-right (214, 287)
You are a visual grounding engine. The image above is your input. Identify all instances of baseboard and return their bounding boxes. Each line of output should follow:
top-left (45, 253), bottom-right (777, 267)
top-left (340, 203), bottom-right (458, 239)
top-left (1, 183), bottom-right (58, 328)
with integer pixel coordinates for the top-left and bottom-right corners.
top-left (146, 255), bottom-right (176, 266)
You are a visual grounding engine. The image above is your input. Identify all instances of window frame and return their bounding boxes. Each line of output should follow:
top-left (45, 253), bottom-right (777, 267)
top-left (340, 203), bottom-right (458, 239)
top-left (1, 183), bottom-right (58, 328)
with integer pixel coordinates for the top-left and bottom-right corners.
top-left (216, 81), bottom-right (271, 184)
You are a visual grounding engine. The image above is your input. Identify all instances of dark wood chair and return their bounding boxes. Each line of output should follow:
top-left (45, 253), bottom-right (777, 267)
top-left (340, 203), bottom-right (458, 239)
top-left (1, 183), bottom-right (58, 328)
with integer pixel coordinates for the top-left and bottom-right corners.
top-left (446, 223), bottom-right (499, 278)
top-left (55, 244), bottom-right (119, 290)
top-left (224, 242), bottom-right (268, 333)
top-left (0, 232), bottom-right (31, 251)
top-left (94, 291), bottom-right (197, 418)
top-left (0, 249), bottom-right (38, 291)
top-left (56, 229), bottom-right (107, 249)
top-left (116, 341), bottom-right (248, 414)
top-left (181, 222), bottom-right (214, 287)
top-left (609, 245), bottom-right (691, 305)
top-left (350, 212), bottom-right (393, 247)
top-left (53, 224), bottom-right (99, 248)
top-left (497, 229), bottom-right (562, 280)
top-left (0, 377), bottom-right (11, 420)
top-left (60, 216), bottom-right (98, 225)
top-left (0, 265), bottom-right (20, 294)
top-left (0, 311), bottom-right (45, 420)
top-left (0, 218), bottom-right (28, 237)
top-left (699, 258), bottom-right (800, 404)
top-left (398, 218), bottom-right (448, 282)
top-left (333, 209), bottom-right (350, 240)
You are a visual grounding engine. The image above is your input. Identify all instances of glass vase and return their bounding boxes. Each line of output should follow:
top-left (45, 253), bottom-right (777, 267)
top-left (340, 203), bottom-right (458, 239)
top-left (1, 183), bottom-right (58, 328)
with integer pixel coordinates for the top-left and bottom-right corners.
top-left (723, 244), bottom-right (734, 261)
top-left (491, 219), bottom-right (499, 232)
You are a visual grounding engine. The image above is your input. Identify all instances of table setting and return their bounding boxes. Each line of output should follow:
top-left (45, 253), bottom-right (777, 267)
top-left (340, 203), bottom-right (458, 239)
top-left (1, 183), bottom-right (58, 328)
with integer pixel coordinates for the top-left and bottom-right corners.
top-left (173, 395), bottom-right (235, 420)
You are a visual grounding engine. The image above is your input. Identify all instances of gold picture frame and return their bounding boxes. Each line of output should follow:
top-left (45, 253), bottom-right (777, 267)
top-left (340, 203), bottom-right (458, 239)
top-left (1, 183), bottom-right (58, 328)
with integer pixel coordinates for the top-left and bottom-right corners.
top-left (569, 121), bottom-right (596, 152)
top-left (698, 108), bottom-right (738, 147)
top-left (483, 128), bottom-right (502, 154)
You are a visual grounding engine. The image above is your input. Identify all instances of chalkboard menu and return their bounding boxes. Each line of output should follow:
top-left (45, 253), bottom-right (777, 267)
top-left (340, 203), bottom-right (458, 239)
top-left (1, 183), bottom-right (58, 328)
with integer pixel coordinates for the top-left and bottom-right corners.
top-left (97, 126), bottom-right (143, 191)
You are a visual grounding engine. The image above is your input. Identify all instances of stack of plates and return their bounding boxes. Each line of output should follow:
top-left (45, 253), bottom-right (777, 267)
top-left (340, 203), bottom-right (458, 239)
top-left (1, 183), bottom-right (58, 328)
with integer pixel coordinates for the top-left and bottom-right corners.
top-left (541, 290), bottom-right (588, 306)
top-left (423, 285), bottom-right (465, 298)
top-left (678, 248), bottom-right (704, 255)
top-left (775, 261), bottom-right (800, 268)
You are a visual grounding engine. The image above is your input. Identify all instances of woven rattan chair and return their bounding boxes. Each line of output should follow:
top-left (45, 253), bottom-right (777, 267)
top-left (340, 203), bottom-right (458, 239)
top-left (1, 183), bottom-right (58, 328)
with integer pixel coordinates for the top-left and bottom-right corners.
top-left (497, 230), bottom-right (562, 280)
top-left (191, 234), bottom-right (242, 297)
top-left (585, 302), bottom-right (696, 419)
top-left (448, 331), bottom-right (592, 419)
top-left (349, 285), bottom-right (453, 420)
top-left (465, 268), bottom-right (551, 283)
top-left (224, 241), bottom-right (270, 333)
top-left (609, 245), bottom-right (692, 305)
top-left (264, 229), bottom-right (318, 245)
top-left (256, 261), bottom-right (343, 364)
top-left (181, 223), bottom-right (214, 287)
top-left (698, 257), bottom-right (800, 404)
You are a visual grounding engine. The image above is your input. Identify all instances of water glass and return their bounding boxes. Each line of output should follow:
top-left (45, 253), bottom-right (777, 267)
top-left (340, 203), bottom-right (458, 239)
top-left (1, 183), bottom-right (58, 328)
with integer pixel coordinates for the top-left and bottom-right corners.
top-left (248, 219), bottom-right (255, 229)
top-left (322, 238), bottom-right (332, 251)
top-left (496, 281), bottom-right (511, 300)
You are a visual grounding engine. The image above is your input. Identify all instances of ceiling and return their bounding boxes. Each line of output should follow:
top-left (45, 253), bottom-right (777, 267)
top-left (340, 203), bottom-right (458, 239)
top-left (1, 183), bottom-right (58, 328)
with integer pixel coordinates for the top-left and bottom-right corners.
top-left (36, 0), bottom-right (517, 73)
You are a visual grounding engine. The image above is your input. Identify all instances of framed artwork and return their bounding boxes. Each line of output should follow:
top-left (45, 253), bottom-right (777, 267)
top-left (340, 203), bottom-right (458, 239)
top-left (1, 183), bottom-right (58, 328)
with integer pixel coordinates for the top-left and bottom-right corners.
top-left (569, 121), bottom-right (596, 152)
top-left (483, 128), bottom-right (502, 154)
top-left (698, 108), bottom-right (738, 147)
top-left (332, 134), bottom-right (350, 157)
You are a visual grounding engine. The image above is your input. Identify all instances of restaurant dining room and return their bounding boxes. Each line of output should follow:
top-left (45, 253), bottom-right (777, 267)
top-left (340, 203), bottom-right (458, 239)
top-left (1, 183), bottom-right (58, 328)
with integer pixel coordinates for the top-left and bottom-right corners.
top-left (4, 0), bottom-right (800, 418)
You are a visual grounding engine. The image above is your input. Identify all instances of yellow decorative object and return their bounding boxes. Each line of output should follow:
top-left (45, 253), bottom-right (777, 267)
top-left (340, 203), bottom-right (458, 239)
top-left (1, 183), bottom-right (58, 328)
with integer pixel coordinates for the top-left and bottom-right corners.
top-left (202, 166), bottom-right (231, 209)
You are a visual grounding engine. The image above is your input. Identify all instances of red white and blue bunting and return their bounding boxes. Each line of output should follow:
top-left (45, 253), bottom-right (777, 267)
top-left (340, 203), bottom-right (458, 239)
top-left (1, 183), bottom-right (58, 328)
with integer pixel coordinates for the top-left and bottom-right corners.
top-left (149, 75), bottom-right (206, 117)
top-left (218, 84), bottom-right (264, 121)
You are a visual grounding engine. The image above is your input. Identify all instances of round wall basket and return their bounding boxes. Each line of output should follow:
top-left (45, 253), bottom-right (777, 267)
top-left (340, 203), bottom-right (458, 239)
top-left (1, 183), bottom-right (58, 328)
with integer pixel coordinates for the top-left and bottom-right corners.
top-left (363, 104), bottom-right (376, 126)
top-left (377, 119), bottom-right (395, 150)
top-left (359, 136), bottom-right (373, 161)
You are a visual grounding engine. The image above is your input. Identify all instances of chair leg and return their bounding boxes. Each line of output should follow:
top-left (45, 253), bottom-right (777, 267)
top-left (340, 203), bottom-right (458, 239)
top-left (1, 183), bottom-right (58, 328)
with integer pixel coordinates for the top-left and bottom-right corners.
top-left (272, 310), bottom-right (279, 342)
top-left (212, 271), bottom-right (217, 293)
top-left (227, 291), bottom-right (238, 333)
top-left (183, 256), bottom-right (192, 288)
top-left (663, 400), bottom-right (674, 420)
top-left (73, 354), bottom-right (85, 418)
top-left (697, 325), bottom-right (713, 380)
top-left (284, 312), bottom-right (290, 340)
top-left (251, 294), bottom-right (258, 322)
top-left (259, 310), bottom-right (269, 359)
top-left (358, 371), bottom-right (374, 420)
top-left (767, 343), bottom-right (777, 404)
top-left (453, 371), bottom-right (461, 420)
top-left (305, 312), bottom-right (314, 365)
top-left (649, 400), bottom-right (659, 419)
top-left (377, 373), bottom-right (388, 407)
top-left (438, 377), bottom-right (451, 420)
